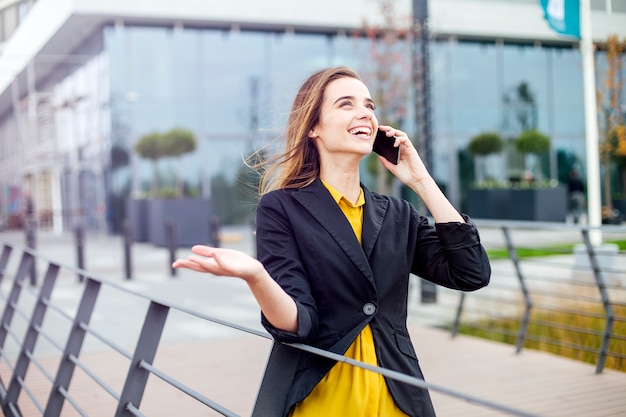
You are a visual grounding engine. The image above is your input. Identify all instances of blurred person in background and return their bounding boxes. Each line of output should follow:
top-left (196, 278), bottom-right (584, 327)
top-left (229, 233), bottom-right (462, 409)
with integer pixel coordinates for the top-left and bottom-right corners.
top-left (567, 168), bottom-right (585, 224)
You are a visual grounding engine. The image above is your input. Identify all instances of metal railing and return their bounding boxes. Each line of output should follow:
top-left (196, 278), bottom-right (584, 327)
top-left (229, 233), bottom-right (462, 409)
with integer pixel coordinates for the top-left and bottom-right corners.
top-left (0, 220), bottom-right (624, 416)
top-left (431, 220), bottom-right (625, 374)
top-left (0, 240), bottom-right (545, 416)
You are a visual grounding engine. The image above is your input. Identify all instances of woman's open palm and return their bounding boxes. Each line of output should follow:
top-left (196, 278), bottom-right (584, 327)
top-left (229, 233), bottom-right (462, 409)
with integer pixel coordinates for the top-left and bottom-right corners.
top-left (172, 245), bottom-right (263, 283)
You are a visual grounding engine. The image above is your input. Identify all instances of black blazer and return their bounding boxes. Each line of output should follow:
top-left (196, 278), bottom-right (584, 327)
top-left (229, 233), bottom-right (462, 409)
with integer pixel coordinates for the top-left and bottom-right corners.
top-left (256, 179), bottom-right (491, 417)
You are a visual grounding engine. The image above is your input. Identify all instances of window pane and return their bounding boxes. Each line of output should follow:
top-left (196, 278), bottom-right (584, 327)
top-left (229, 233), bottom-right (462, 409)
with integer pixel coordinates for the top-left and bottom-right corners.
top-left (550, 48), bottom-right (584, 136)
top-left (433, 41), bottom-right (500, 135)
top-left (591, 0), bottom-right (607, 11)
top-left (2, 5), bottom-right (17, 39)
top-left (613, 0), bottom-right (626, 13)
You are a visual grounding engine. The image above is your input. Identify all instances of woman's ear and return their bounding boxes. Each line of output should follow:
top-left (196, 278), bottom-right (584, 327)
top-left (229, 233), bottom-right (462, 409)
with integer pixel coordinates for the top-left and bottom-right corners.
top-left (308, 129), bottom-right (318, 139)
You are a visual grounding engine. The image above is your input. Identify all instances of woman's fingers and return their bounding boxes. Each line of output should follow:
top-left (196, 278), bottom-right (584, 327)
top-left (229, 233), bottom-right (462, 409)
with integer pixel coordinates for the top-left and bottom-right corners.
top-left (378, 125), bottom-right (413, 152)
top-left (172, 258), bottom-right (209, 273)
top-left (191, 245), bottom-right (216, 257)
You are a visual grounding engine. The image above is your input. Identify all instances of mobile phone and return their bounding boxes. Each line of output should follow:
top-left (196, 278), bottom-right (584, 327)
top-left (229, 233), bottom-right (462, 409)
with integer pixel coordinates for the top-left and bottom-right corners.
top-left (372, 129), bottom-right (399, 165)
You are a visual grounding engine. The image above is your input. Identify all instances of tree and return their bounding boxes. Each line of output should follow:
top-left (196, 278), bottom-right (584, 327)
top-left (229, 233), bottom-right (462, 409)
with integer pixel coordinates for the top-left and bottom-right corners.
top-left (162, 127), bottom-right (197, 197)
top-left (515, 129), bottom-right (551, 180)
top-left (597, 35), bottom-right (626, 211)
top-left (467, 132), bottom-right (504, 183)
top-left (502, 81), bottom-right (538, 134)
top-left (134, 132), bottom-right (164, 196)
top-left (514, 82), bottom-right (537, 131)
top-left (134, 128), bottom-right (198, 197)
top-left (358, 0), bottom-right (411, 195)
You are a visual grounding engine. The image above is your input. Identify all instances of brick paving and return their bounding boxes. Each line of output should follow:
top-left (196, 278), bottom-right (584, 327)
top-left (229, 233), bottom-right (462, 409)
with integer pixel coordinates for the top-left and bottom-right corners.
top-left (2, 325), bottom-right (625, 417)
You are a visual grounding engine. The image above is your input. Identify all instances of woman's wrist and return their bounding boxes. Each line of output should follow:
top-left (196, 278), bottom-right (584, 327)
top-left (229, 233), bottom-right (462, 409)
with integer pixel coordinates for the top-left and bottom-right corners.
top-left (244, 261), bottom-right (269, 286)
top-left (408, 175), bottom-right (437, 196)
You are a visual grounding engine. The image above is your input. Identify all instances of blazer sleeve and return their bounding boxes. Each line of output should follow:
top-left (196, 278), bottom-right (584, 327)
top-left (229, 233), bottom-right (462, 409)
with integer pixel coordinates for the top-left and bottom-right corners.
top-left (411, 211), bottom-right (491, 291)
top-left (256, 192), bottom-right (319, 343)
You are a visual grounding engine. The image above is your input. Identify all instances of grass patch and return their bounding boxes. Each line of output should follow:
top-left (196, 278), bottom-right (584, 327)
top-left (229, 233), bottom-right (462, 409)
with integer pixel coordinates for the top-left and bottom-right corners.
top-left (457, 305), bottom-right (626, 372)
top-left (486, 239), bottom-right (626, 260)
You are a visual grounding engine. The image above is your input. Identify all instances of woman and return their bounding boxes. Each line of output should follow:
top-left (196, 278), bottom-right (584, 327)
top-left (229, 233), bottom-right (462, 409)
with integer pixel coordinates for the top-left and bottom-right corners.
top-left (173, 66), bottom-right (491, 416)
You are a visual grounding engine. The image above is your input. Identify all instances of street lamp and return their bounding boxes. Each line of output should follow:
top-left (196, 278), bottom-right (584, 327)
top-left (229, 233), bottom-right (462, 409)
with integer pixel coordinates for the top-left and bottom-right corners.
top-left (412, 0), bottom-right (432, 172)
top-left (412, 0), bottom-right (437, 304)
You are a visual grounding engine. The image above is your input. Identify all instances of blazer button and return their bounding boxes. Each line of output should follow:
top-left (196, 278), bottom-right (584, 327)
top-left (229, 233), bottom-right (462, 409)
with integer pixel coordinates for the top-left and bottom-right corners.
top-left (362, 303), bottom-right (376, 316)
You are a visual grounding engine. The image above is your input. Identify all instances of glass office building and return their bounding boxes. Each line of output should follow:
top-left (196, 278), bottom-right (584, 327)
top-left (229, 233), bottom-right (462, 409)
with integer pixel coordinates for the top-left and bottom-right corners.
top-left (0, 0), bottom-right (624, 233)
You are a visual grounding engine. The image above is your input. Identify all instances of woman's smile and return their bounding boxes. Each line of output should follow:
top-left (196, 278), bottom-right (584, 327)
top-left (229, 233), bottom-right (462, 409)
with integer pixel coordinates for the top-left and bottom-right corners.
top-left (347, 126), bottom-right (374, 140)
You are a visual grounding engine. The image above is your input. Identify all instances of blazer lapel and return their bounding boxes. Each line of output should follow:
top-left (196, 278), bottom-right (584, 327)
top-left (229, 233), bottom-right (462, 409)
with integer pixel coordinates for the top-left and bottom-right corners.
top-left (292, 180), bottom-right (374, 280)
top-left (361, 186), bottom-right (388, 260)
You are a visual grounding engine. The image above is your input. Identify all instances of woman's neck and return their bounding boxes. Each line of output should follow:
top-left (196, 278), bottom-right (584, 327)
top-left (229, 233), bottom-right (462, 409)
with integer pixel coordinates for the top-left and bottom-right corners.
top-left (320, 161), bottom-right (361, 204)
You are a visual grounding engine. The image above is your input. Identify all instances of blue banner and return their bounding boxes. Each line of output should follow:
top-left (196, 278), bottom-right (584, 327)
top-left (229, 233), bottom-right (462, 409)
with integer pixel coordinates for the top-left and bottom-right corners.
top-left (540, 0), bottom-right (580, 39)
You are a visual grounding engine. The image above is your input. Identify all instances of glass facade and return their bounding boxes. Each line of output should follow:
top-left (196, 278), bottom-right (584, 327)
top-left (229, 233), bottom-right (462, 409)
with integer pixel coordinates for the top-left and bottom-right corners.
top-left (3, 20), bottom-right (624, 232)
top-left (104, 26), bottom-right (372, 230)
top-left (427, 40), bottom-right (587, 206)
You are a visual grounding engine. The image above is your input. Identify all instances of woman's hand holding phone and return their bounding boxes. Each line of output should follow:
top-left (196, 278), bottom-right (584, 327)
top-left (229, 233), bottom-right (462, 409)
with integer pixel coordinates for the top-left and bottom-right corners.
top-left (372, 129), bottom-right (400, 165)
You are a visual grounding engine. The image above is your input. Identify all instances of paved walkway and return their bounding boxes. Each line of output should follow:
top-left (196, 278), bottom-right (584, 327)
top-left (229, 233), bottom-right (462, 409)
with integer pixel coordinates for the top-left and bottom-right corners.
top-left (1, 324), bottom-right (624, 417)
top-left (0, 226), bottom-right (625, 416)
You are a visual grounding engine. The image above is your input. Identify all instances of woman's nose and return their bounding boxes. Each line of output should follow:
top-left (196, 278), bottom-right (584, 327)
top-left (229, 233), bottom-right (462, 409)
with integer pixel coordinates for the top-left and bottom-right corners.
top-left (357, 105), bottom-right (373, 119)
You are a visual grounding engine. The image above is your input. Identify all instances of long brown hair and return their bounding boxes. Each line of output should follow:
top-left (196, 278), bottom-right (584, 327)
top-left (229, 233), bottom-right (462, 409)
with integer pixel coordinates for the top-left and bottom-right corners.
top-left (258, 66), bottom-right (362, 194)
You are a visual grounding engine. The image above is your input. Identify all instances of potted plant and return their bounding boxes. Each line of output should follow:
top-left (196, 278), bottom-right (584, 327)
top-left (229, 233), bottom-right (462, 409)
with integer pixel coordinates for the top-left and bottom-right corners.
top-left (509, 129), bottom-right (566, 221)
top-left (465, 132), bottom-right (507, 219)
top-left (127, 128), bottom-right (213, 247)
top-left (515, 129), bottom-right (551, 181)
top-left (161, 128), bottom-right (197, 197)
top-left (134, 132), bottom-right (165, 196)
top-left (468, 131), bottom-right (504, 183)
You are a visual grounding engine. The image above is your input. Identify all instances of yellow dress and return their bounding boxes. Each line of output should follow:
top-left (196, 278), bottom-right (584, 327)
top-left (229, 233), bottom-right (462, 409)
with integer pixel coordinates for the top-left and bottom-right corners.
top-left (291, 182), bottom-right (408, 417)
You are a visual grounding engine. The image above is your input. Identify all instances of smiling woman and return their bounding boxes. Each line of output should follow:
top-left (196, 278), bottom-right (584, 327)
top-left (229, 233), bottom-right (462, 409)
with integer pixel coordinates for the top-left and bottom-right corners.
top-left (173, 66), bottom-right (491, 417)
top-left (308, 76), bottom-right (379, 201)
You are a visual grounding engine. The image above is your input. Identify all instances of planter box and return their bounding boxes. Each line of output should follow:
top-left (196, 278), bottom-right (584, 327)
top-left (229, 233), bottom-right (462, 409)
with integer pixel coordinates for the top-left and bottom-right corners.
top-left (465, 189), bottom-right (511, 220)
top-left (509, 187), bottom-right (567, 222)
top-left (126, 198), bottom-right (215, 247)
top-left (126, 199), bottom-right (150, 242)
top-left (466, 187), bottom-right (567, 222)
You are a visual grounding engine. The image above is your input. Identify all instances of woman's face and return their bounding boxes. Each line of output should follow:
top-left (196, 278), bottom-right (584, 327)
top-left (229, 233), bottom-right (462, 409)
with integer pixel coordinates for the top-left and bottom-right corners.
top-left (310, 76), bottom-right (378, 162)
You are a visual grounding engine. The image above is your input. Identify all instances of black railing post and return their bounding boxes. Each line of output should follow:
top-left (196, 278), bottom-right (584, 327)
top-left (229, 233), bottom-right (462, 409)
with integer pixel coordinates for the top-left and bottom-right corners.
top-left (251, 342), bottom-right (301, 417)
top-left (44, 278), bottom-right (102, 416)
top-left (420, 277), bottom-right (437, 304)
top-left (4, 263), bottom-right (60, 409)
top-left (502, 226), bottom-right (532, 354)
top-left (581, 229), bottom-right (615, 374)
top-left (25, 218), bottom-right (37, 286)
top-left (0, 245), bottom-right (13, 285)
top-left (114, 302), bottom-right (169, 417)
top-left (75, 224), bottom-right (85, 282)
top-left (166, 220), bottom-right (177, 277)
top-left (210, 216), bottom-right (221, 248)
top-left (123, 219), bottom-right (133, 280)
top-left (451, 292), bottom-right (466, 337)
top-left (0, 252), bottom-right (33, 352)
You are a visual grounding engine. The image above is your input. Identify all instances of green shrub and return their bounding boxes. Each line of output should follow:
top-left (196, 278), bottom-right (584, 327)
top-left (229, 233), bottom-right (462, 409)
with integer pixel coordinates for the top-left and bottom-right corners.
top-left (468, 132), bottom-right (504, 156)
top-left (515, 129), bottom-right (551, 155)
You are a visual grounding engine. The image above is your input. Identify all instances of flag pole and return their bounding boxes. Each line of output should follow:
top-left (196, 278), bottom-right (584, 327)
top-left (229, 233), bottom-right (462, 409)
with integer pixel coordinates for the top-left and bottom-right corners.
top-left (580, 0), bottom-right (602, 244)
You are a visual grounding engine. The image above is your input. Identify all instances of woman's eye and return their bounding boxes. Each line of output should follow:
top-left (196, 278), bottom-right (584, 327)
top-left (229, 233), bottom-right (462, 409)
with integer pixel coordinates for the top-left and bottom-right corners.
top-left (340, 101), bottom-right (352, 108)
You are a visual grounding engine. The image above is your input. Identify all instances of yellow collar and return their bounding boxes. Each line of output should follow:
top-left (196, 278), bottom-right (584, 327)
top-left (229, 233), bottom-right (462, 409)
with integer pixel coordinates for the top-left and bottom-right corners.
top-left (321, 180), bottom-right (365, 208)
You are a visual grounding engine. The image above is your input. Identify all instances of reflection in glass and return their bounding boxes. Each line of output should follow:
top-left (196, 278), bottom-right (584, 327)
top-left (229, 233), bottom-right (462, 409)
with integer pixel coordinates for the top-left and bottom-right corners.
top-left (3, 23), bottom-right (599, 231)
